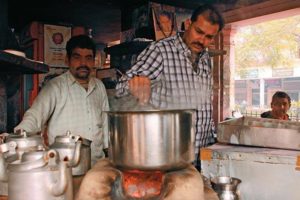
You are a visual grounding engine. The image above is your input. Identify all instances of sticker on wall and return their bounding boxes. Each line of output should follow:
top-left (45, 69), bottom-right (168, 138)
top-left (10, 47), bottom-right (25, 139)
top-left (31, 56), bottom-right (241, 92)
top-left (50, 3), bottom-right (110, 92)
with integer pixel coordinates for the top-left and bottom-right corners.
top-left (44, 24), bottom-right (71, 68)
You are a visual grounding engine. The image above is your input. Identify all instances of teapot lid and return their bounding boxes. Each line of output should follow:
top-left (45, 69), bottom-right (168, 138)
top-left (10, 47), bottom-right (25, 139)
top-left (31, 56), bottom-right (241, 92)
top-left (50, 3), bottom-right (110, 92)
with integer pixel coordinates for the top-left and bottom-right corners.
top-left (8, 150), bottom-right (59, 171)
top-left (54, 131), bottom-right (91, 146)
top-left (5, 131), bottom-right (44, 149)
top-left (54, 131), bottom-right (78, 143)
top-left (6, 131), bottom-right (42, 142)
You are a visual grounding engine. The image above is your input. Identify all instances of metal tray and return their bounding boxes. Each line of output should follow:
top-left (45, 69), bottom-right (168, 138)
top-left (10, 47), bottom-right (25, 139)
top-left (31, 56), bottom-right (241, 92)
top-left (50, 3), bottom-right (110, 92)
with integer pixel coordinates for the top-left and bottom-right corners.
top-left (217, 116), bottom-right (300, 150)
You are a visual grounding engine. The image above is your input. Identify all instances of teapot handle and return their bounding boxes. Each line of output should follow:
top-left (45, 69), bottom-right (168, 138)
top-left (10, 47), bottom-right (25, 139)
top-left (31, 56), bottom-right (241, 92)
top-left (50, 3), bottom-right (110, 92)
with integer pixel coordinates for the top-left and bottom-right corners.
top-left (0, 154), bottom-right (8, 181)
top-left (0, 141), bottom-right (17, 154)
top-left (0, 141), bottom-right (18, 181)
top-left (67, 140), bottom-right (82, 167)
top-left (47, 150), bottom-right (69, 196)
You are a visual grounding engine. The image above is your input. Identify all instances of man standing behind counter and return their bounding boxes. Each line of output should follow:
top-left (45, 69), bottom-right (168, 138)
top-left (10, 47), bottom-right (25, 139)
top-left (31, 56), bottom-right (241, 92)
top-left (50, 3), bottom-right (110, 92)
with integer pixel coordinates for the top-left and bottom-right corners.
top-left (14, 35), bottom-right (109, 165)
top-left (116, 4), bottom-right (225, 171)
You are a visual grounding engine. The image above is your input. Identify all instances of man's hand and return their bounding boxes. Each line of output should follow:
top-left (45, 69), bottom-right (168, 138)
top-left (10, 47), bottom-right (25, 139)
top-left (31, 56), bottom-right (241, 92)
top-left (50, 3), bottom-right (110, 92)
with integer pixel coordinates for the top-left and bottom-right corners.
top-left (128, 76), bottom-right (151, 105)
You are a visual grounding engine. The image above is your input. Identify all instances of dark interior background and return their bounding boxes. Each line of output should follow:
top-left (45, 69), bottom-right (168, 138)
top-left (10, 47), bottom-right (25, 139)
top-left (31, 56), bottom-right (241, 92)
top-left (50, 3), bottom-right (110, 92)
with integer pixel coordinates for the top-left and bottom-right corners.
top-left (7, 0), bottom-right (241, 44)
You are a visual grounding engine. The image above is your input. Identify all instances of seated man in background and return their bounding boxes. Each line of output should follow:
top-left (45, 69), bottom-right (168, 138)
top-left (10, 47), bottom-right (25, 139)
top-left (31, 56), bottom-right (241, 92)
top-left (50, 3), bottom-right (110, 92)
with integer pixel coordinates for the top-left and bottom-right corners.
top-left (261, 91), bottom-right (291, 120)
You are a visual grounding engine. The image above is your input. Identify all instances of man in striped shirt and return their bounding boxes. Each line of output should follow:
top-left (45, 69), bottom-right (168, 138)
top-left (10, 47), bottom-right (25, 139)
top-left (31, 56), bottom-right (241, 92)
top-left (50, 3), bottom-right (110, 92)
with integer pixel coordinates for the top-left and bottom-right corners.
top-left (116, 4), bottom-right (225, 171)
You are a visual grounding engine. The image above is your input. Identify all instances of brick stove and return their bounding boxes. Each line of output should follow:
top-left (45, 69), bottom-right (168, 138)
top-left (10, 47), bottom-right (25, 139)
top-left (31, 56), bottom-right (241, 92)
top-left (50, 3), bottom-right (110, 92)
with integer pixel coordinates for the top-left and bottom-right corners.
top-left (75, 159), bottom-right (207, 200)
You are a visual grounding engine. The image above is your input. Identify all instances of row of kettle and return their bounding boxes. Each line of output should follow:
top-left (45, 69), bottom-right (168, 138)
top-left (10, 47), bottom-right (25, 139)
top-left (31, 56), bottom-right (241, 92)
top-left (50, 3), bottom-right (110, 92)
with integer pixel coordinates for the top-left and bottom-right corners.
top-left (0, 130), bottom-right (91, 200)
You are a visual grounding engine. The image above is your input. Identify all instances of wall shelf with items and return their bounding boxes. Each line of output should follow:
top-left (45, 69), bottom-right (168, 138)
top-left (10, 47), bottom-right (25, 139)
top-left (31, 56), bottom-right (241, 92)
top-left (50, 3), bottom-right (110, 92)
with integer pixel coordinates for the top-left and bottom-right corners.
top-left (104, 41), bottom-right (151, 73)
top-left (0, 51), bottom-right (49, 74)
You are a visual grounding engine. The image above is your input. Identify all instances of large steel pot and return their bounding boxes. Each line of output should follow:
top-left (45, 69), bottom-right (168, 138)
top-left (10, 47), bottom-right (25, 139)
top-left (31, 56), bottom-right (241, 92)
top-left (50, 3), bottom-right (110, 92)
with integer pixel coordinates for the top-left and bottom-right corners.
top-left (8, 150), bottom-right (73, 200)
top-left (50, 131), bottom-right (91, 176)
top-left (107, 109), bottom-right (195, 171)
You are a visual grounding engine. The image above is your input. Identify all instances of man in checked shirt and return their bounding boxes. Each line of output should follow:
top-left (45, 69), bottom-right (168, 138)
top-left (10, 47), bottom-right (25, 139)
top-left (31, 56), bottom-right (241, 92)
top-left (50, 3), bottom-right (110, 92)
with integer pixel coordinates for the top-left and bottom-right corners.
top-left (116, 4), bottom-right (225, 171)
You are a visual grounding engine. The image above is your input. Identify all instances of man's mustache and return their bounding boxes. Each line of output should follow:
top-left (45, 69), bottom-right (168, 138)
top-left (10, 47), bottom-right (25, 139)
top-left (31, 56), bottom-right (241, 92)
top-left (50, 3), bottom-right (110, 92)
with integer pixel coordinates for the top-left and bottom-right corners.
top-left (192, 42), bottom-right (204, 49)
top-left (76, 66), bottom-right (90, 71)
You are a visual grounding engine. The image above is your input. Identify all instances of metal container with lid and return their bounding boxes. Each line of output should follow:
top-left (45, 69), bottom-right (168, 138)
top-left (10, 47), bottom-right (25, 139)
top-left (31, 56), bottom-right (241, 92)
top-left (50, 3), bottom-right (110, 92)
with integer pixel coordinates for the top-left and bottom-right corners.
top-left (0, 131), bottom-right (46, 184)
top-left (217, 116), bottom-right (300, 150)
top-left (8, 150), bottom-right (73, 200)
top-left (50, 131), bottom-right (91, 176)
top-left (3, 131), bottom-right (46, 153)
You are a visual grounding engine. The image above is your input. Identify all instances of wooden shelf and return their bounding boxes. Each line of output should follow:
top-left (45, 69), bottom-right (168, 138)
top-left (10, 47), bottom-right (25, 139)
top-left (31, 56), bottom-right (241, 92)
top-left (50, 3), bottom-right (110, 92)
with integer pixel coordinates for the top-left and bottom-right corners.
top-left (0, 51), bottom-right (49, 74)
top-left (104, 41), bottom-right (151, 55)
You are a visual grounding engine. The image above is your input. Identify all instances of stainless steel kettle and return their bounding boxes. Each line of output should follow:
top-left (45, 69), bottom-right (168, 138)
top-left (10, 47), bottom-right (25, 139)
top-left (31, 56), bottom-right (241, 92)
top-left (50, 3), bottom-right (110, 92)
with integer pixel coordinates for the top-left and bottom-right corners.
top-left (0, 131), bottom-right (46, 179)
top-left (50, 131), bottom-right (91, 176)
top-left (0, 131), bottom-right (47, 195)
top-left (8, 149), bottom-right (73, 200)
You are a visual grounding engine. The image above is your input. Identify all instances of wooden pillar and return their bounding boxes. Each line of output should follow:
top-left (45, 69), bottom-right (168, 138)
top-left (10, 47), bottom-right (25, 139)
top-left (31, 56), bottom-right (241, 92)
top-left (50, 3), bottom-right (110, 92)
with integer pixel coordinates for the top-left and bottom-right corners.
top-left (221, 25), bottom-right (237, 120)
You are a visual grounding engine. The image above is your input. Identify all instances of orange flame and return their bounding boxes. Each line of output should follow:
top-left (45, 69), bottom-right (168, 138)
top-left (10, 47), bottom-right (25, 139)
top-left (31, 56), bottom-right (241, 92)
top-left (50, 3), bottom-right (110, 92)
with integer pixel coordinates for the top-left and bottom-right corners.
top-left (122, 170), bottom-right (163, 199)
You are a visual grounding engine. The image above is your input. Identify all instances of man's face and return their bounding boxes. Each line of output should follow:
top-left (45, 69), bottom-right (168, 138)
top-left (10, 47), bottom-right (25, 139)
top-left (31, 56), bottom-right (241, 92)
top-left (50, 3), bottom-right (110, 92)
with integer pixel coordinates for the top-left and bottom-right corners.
top-left (271, 97), bottom-right (290, 119)
top-left (183, 15), bottom-right (219, 54)
top-left (66, 48), bottom-right (95, 82)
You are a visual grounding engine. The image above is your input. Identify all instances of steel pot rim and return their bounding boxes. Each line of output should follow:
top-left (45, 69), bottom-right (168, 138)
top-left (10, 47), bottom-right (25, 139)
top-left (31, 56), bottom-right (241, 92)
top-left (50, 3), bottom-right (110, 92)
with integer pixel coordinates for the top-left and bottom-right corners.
top-left (106, 108), bottom-right (196, 114)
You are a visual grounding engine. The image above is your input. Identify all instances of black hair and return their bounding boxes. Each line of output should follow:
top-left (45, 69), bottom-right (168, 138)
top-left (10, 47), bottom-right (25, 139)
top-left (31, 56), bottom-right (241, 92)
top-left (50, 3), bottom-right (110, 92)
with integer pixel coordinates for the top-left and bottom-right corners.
top-left (66, 35), bottom-right (96, 59)
top-left (159, 11), bottom-right (172, 19)
top-left (191, 4), bottom-right (225, 32)
top-left (272, 91), bottom-right (291, 105)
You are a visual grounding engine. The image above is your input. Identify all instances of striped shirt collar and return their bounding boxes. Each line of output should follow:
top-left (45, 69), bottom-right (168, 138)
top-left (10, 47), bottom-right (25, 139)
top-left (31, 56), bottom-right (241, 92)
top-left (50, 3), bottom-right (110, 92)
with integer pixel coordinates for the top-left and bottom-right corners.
top-left (174, 33), bottom-right (189, 54)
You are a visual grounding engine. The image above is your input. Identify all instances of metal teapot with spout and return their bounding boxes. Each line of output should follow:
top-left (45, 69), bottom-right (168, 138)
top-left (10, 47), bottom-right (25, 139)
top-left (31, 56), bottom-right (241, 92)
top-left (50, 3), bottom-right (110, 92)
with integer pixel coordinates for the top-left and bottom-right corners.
top-left (50, 131), bottom-right (91, 176)
top-left (0, 131), bottom-right (46, 179)
top-left (0, 131), bottom-right (47, 195)
top-left (8, 149), bottom-right (73, 200)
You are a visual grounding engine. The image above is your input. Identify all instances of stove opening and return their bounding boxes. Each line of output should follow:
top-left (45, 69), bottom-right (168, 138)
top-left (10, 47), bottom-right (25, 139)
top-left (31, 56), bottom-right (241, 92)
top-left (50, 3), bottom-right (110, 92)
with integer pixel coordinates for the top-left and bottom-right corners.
top-left (121, 170), bottom-right (163, 199)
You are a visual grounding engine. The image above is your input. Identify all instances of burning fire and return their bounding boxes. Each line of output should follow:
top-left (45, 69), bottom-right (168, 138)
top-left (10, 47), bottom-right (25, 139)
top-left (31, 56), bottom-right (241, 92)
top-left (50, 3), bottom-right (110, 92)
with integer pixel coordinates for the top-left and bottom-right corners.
top-left (122, 170), bottom-right (164, 199)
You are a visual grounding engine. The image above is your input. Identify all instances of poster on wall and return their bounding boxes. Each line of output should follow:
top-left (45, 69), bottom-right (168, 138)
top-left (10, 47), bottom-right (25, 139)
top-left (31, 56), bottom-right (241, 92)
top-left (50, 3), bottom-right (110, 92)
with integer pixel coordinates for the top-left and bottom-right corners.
top-left (44, 24), bottom-right (71, 67)
top-left (175, 7), bottom-right (192, 32)
top-left (151, 3), bottom-right (177, 41)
